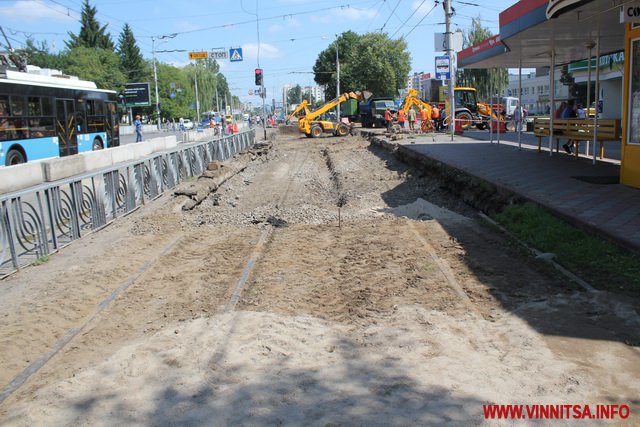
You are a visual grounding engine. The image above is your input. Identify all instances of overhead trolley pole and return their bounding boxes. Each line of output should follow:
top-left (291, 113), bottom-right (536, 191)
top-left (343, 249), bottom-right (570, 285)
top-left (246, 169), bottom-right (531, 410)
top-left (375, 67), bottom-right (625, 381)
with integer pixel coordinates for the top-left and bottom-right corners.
top-left (444, 0), bottom-right (456, 141)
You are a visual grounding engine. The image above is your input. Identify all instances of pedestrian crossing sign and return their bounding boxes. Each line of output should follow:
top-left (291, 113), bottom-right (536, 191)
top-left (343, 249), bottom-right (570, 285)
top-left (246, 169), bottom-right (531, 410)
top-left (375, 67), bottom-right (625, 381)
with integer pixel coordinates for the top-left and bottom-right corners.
top-left (229, 48), bottom-right (243, 62)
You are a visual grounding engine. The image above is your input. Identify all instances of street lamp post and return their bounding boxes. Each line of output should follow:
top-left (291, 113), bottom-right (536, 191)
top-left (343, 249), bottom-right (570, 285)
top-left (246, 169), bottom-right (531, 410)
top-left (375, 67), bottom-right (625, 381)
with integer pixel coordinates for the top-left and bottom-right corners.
top-left (151, 34), bottom-right (175, 131)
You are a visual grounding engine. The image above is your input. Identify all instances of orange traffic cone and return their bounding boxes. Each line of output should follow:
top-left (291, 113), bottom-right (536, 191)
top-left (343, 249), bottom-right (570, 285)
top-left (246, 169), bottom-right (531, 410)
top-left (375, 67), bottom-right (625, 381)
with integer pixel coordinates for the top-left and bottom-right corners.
top-left (233, 123), bottom-right (239, 133)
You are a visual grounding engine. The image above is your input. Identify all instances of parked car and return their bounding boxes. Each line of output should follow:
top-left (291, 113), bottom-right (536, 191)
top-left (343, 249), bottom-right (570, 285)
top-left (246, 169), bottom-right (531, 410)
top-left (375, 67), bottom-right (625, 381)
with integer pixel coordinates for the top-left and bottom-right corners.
top-left (182, 119), bottom-right (194, 130)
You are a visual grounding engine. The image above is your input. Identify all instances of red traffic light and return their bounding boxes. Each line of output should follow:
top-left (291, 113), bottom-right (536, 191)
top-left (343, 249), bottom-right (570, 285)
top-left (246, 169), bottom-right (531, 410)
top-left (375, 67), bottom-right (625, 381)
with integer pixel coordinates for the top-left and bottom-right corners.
top-left (255, 68), bottom-right (263, 86)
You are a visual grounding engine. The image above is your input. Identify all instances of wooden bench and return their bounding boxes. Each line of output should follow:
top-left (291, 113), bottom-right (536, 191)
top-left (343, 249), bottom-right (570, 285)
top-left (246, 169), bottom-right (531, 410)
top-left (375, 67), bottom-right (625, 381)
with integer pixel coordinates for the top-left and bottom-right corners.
top-left (532, 118), bottom-right (621, 159)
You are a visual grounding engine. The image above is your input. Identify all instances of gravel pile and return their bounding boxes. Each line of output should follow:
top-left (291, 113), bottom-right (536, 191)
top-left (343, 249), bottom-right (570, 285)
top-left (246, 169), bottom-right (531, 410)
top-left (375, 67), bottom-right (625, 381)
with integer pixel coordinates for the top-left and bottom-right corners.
top-left (182, 134), bottom-right (477, 229)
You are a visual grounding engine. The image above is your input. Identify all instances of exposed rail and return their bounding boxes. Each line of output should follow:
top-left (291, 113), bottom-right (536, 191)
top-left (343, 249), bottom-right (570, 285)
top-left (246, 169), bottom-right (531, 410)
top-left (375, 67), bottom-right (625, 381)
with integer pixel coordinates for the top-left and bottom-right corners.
top-left (0, 129), bottom-right (257, 277)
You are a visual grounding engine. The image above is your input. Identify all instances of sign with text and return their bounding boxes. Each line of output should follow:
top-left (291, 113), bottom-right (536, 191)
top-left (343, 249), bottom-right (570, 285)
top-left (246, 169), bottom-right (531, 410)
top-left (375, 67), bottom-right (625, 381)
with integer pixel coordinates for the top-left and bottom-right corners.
top-left (211, 50), bottom-right (228, 60)
top-left (621, 2), bottom-right (640, 23)
top-left (435, 56), bottom-right (450, 80)
top-left (189, 51), bottom-right (209, 60)
top-left (124, 82), bottom-right (151, 107)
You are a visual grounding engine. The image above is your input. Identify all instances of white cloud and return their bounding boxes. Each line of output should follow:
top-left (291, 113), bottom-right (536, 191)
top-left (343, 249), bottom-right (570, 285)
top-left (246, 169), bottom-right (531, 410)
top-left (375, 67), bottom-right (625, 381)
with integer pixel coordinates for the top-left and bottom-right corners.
top-left (310, 6), bottom-right (377, 24)
top-left (0, 0), bottom-right (77, 21)
top-left (174, 20), bottom-right (202, 33)
top-left (242, 43), bottom-right (282, 60)
top-left (268, 16), bottom-right (301, 33)
top-left (339, 7), bottom-right (378, 21)
top-left (269, 24), bottom-right (285, 33)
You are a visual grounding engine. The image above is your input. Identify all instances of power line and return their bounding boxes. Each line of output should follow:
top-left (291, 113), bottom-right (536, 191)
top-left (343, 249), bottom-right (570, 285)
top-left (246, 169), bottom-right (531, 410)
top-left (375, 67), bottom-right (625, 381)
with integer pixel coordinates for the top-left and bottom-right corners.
top-left (401, 1), bottom-right (439, 39)
top-left (154, 2), bottom-right (378, 37)
top-left (379, 0), bottom-right (402, 32)
top-left (389, 0), bottom-right (427, 38)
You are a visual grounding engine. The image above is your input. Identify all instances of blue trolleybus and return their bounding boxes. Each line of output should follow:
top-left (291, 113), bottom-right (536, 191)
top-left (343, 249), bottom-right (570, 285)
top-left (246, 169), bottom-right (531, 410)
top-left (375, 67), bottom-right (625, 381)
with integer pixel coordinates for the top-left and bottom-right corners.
top-left (0, 67), bottom-right (120, 166)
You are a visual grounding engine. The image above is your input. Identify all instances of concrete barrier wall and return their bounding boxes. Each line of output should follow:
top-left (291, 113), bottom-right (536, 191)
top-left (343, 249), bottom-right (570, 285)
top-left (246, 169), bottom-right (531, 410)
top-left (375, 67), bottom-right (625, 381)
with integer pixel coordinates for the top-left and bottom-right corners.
top-left (0, 161), bottom-right (46, 194)
top-left (1, 134), bottom-right (182, 194)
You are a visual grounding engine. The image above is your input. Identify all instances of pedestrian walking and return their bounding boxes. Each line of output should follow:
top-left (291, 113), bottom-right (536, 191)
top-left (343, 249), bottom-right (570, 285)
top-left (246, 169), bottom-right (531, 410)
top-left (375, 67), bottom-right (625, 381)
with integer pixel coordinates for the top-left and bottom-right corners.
top-left (134, 115), bottom-right (143, 142)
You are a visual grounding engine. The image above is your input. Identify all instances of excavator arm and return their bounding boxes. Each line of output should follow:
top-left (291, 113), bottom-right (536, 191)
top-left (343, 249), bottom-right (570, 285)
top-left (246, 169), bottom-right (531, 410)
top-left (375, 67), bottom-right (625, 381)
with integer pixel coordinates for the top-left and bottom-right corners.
top-left (400, 89), bottom-right (432, 118)
top-left (287, 100), bottom-right (311, 120)
top-left (302, 92), bottom-right (364, 122)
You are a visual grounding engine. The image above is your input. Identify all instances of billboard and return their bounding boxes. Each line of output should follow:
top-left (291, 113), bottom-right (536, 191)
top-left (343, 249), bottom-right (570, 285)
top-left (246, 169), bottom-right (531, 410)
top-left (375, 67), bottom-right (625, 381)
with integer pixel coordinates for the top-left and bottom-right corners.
top-left (124, 82), bottom-right (151, 107)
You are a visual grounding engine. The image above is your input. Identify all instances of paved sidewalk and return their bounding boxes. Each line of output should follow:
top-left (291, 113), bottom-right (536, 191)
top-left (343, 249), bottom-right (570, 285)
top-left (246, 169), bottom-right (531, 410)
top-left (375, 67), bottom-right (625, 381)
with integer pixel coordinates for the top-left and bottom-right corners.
top-left (397, 132), bottom-right (640, 253)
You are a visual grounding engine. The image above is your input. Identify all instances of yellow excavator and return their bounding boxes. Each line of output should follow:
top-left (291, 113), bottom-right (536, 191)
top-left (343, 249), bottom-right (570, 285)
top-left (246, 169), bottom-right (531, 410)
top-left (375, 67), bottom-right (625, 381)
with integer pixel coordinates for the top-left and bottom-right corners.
top-left (298, 91), bottom-right (370, 138)
top-left (400, 89), bottom-right (434, 132)
top-left (286, 100), bottom-right (311, 121)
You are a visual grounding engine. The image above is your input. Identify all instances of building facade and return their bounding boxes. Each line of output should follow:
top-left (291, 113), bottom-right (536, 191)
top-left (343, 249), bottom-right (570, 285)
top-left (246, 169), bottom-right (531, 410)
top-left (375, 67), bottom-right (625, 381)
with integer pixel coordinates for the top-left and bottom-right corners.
top-left (505, 71), bottom-right (569, 115)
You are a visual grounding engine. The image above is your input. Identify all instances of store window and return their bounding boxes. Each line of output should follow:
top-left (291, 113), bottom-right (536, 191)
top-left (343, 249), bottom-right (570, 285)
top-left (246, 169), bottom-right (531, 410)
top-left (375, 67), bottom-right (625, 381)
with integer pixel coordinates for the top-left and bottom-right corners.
top-left (628, 38), bottom-right (640, 144)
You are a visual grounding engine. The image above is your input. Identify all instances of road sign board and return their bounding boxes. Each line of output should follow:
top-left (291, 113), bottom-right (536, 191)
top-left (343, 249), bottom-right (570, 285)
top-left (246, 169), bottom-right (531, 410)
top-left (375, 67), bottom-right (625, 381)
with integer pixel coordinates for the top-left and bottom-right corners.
top-left (124, 82), bottom-right (151, 107)
top-left (435, 55), bottom-right (450, 80)
top-left (189, 51), bottom-right (208, 60)
top-left (211, 50), bottom-right (228, 60)
top-left (229, 48), bottom-right (243, 62)
top-left (248, 89), bottom-right (254, 96)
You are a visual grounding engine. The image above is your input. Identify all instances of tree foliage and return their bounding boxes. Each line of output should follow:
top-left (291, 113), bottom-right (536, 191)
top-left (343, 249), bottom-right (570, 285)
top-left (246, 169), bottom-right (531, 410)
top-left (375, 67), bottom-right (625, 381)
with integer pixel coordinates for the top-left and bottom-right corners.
top-left (287, 85), bottom-right (302, 105)
top-left (456, 17), bottom-right (507, 101)
top-left (313, 31), bottom-right (411, 99)
top-left (66, 0), bottom-right (114, 50)
top-left (16, 39), bottom-right (68, 70)
top-left (117, 23), bottom-right (146, 83)
top-left (63, 47), bottom-right (126, 89)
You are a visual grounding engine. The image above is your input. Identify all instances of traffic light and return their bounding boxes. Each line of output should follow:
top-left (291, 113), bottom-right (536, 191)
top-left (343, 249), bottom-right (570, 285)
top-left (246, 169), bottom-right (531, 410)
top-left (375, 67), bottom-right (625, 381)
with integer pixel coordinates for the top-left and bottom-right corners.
top-left (255, 68), bottom-right (263, 86)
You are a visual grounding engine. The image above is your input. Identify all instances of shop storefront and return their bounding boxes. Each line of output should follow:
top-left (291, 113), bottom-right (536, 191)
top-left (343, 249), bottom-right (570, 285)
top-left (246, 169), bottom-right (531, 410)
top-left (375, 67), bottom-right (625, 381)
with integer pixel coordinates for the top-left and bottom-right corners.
top-left (621, 24), bottom-right (640, 187)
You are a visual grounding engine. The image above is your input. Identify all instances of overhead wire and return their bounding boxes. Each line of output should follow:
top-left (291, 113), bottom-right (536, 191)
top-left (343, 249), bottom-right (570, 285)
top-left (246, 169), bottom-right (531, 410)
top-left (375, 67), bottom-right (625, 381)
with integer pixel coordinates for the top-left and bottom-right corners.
top-left (389, 0), bottom-right (427, 38)
top-left (400, 1), bottom-right (439, 39)
top-left (379, 0), bottom-right (402, 32)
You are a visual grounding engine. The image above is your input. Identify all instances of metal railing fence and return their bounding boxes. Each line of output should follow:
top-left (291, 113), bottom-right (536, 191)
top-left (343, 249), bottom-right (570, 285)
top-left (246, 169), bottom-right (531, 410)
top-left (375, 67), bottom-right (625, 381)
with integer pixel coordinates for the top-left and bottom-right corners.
top-left (0, 129), bottom-right (256, 277)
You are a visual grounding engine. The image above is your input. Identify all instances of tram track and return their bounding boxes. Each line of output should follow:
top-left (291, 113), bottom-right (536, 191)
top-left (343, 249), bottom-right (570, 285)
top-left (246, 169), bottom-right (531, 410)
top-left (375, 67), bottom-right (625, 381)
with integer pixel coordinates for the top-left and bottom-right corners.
top-left (1, 133), bottom-right (639, 425)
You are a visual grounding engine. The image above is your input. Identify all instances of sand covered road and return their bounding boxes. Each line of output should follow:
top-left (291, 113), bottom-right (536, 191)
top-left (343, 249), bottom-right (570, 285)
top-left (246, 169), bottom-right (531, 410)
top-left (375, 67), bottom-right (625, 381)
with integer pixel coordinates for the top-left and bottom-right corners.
top-left (0, 133), bottom-right (639, 426)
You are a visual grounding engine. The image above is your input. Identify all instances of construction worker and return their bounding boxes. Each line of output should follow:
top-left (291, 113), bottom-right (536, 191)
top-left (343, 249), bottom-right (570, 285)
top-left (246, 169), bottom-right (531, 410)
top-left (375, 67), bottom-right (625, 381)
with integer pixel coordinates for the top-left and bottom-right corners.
top-left (420, 106), bottom-right (431, 132)
top-left (431, 105), bottom-right (440, 131)
top-left (407, 108), bottom-right (416, 131)
top-left (384, 107), bottom-right (393, 131)
top-left (397, 109), bottom-right (406, 130)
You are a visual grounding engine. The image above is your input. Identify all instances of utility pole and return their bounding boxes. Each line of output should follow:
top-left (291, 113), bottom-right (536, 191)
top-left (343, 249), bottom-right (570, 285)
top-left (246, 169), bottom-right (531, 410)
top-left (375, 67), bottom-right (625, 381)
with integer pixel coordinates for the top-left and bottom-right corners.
top-left (195, 74), bottom-right (200, 122)
top-left (444, 0), bottom-right (456, 141)
top-left (262, 79), bottom-right (267, 140)
top-left (335, 34), bottom-right (340, 120)
top-left (152, 37), bottom-right (161, 131)
top-left (151, 34), bottom-right (176, 131)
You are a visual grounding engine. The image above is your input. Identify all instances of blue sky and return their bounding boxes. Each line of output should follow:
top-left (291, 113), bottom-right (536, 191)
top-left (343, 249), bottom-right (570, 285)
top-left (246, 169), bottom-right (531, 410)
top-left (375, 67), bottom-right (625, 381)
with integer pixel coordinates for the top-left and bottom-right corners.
top-left (0, 0), bottom-right (518, 104)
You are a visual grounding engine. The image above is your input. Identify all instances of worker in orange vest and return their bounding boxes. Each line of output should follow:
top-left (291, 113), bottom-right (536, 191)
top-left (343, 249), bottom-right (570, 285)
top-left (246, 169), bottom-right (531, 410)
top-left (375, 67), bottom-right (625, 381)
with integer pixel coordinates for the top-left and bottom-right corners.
top-left (431, 105), bottom-right (441, 131)
top-left (420, 107), bottom-right (431, 132)
top-left (397, 109), bottom-right (406, 130)
top-left (384, 107), bottom-right (393, 131)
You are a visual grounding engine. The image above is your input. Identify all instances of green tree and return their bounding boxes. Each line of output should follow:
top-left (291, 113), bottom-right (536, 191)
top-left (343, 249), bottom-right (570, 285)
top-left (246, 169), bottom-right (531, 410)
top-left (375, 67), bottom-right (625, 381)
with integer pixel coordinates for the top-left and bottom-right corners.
top-left (63, 47), bottom-right (126, 89)
top-left (301, 87), bottom-right (314, 104)
top-left (456, 18), bottom-right (507, 100)
top-left (67, 0), bottom-right (114, 50)
top-left (117, 23), bottom-right (146, 82)
top-left (16, 39), bottom-right (68, 70)
top-left (313, 31), bottom-right (411, 99)
top-left (287, 85), bottom-right (302, 105)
